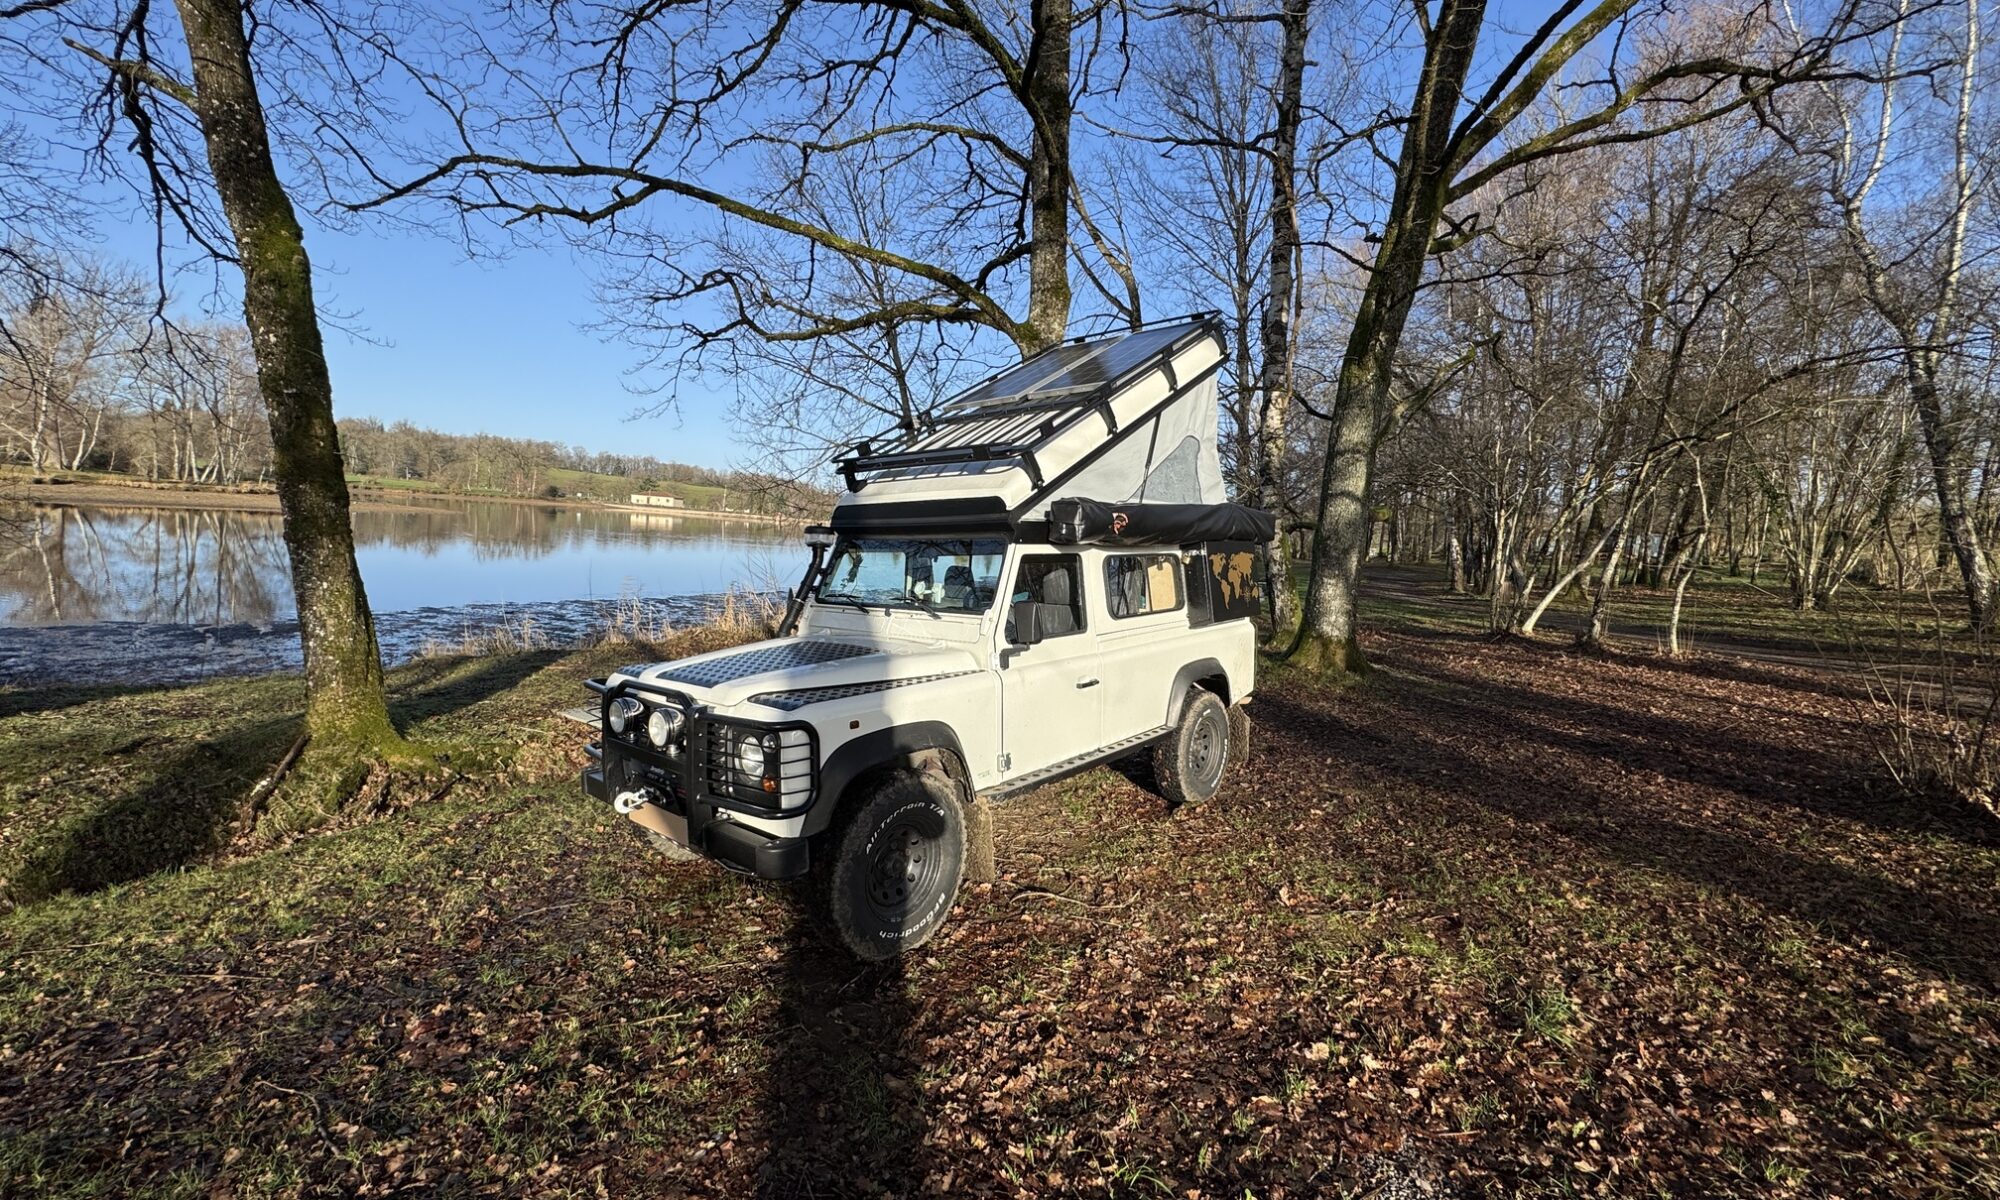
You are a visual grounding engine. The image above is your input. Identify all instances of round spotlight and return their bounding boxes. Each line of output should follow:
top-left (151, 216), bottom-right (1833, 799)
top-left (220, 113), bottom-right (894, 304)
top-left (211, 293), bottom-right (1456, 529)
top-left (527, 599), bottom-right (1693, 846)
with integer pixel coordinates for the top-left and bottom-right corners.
top-left (608, 697), bottom-right (643, 734)
top-left (646, 705), bottom-right (684, 749)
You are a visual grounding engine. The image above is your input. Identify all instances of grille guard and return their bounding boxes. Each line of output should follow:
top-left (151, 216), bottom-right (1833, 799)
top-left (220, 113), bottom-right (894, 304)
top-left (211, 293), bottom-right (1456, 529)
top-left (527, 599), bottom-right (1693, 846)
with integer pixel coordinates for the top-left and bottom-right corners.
top-left (587, 676), bottom-right (821, 821)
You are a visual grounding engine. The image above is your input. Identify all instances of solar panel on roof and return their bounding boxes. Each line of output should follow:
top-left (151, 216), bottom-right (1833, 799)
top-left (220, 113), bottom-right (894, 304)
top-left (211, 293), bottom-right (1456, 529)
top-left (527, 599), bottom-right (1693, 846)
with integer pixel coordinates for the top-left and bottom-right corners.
top-left (832, 315), bottom-right (1221, 498)
top-left (944, 322), bottom-right (1198, 413)
top-left (949, 339), bottom-right (1115, 411)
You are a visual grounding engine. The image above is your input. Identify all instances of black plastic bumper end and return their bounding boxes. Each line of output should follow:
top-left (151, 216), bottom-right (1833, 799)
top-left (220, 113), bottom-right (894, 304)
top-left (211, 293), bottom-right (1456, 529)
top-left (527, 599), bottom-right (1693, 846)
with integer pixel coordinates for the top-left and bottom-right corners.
top-left (582, 767), bottom-right (807, 880)
top-left (706, 819), bottom-right (811, 879)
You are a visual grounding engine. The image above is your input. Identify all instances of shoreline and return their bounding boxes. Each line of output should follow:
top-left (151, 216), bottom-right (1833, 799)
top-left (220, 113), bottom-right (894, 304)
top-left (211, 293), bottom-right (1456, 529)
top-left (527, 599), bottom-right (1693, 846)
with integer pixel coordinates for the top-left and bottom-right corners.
top-left (0, 473), bottom-right (812, 525)
top-left (0, 591), bottom-right (774, 688)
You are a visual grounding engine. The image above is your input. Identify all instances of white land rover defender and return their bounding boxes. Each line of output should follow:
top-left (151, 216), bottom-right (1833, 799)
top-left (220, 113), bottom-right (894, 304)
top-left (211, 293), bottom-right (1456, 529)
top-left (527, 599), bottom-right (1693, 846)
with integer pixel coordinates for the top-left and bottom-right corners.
top-left (579, 316), bottom-right (1275, 959)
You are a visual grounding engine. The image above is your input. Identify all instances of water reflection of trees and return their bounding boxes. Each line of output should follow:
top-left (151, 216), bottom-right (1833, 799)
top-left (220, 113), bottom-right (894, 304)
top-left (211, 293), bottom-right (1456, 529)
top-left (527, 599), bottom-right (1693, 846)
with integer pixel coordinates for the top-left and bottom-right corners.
top-left (0, 500), bottom-right (793, 625)
top-left (0, 505), bottom-right (290, 625)
top-left (350, 501), bottom-right (787, 560)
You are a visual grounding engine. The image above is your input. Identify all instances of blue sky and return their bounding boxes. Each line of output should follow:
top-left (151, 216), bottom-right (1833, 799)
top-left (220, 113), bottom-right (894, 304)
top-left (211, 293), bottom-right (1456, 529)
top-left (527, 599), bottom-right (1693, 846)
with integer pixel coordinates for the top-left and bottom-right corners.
top-left (77, 194), bottom-right (738, 466)
top-left (21, 0), bottom-right (1595, 475)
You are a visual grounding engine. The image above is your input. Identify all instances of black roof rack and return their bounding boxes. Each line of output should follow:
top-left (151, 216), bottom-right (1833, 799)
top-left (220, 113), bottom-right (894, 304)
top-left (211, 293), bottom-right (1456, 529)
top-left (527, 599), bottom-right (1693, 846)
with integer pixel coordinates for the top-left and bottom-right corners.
top-left (833, 314), bottom-right (1221, 494)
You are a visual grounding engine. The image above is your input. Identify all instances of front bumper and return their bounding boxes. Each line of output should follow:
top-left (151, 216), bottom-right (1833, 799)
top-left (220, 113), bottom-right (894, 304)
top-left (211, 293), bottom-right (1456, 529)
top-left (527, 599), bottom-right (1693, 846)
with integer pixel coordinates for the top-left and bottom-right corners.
top-left (582, 764), bottom-right (810, 881)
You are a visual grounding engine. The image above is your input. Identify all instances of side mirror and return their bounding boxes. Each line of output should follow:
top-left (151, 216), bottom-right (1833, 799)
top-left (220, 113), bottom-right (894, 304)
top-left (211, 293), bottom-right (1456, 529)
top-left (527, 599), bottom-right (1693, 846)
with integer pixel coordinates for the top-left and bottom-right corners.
top-left (1009, 599), bottom-right (1043, 646)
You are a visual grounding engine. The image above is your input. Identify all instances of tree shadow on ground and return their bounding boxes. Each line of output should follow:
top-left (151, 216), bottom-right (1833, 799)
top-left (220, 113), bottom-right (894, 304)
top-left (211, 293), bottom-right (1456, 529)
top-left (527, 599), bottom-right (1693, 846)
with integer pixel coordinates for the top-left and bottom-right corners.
top-left (756, 895), bottom-right (929, 1198)
top-left (387, 648), bottom-right (567, 727)
top-left (1411, 655), bottom-right (2000, 849)
top-left (0, 680), bottom-right (215, 721)
top-left (9, 713), bottom-right (299, 904)
top-left (7, 651), bottom-right (567, 906)
top-left (1255, 674), bottom-right (2000, 993)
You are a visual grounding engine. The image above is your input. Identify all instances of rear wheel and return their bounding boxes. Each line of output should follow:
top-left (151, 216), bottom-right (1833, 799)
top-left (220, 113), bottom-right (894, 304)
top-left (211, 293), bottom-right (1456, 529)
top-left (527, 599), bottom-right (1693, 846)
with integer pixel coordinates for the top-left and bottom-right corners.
top-left (1227, 703), bottom-right (1252, 768)
top-left (810, 771), bottom-right (966, 961)
top-left (1155, 689), bottom-right (1230, 807)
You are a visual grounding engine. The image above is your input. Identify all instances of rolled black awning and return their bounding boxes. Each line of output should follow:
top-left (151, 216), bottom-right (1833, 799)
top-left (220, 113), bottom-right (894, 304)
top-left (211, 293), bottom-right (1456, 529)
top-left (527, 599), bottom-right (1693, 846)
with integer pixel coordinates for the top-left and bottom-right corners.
top-left (1048, 498), bottom-right (1277, 546)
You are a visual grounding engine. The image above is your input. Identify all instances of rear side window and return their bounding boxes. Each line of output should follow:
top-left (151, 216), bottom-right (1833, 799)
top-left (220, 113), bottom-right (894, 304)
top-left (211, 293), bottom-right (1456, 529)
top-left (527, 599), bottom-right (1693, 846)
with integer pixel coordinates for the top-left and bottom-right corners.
top-left (1105, 554), bottom-right (1183, 619)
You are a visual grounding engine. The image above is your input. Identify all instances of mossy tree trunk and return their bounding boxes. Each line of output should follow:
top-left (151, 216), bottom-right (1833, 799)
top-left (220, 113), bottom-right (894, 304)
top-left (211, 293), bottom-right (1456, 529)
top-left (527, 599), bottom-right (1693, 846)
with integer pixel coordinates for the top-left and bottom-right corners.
top-left (1289, 0), bottom-right (1486, 674)
top-left (1021, 0), bottom-right (1073, 354)
top-left (172, 0), bottom-right (398, 749)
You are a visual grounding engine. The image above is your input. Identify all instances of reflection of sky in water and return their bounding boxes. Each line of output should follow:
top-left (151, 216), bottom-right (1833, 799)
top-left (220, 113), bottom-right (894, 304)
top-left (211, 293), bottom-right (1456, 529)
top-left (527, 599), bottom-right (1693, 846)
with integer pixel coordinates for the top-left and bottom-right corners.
top-left (0, 500), bottom-right (797, 627)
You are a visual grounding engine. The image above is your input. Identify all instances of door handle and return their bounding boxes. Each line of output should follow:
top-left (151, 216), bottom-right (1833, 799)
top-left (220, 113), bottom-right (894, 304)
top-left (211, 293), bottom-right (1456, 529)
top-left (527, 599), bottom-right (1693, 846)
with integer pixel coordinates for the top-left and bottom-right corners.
top-left (1076, 677), bottom-right (1100, 689)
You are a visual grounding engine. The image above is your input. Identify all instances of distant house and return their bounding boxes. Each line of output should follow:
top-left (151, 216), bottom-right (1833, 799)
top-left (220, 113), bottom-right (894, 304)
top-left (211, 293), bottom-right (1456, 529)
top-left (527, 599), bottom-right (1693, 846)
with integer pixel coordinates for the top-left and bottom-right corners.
top-left (629, 493), bottom-right (686, 509)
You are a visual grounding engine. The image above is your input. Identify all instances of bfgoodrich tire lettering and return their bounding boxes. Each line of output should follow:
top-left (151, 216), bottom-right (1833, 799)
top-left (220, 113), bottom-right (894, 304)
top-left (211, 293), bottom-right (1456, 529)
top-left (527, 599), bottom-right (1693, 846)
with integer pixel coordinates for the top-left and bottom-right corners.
top-left (812, 771), bottom-right (966, 961)
top-left (1155, 688), bottom-right (1230, 807)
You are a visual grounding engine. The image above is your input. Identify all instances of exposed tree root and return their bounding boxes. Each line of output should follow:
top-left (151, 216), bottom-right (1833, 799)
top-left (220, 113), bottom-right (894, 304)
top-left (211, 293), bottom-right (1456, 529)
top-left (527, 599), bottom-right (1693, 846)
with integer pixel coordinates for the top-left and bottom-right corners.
top-left (1287, 629), bottom-right (1372, 677)
top-left (247, 732), bottom-right (489, 847)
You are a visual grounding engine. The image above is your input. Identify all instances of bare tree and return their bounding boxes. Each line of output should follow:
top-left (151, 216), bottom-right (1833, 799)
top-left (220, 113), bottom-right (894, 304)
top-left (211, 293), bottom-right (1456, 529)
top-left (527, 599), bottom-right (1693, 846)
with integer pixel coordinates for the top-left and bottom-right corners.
top-left (1780, 0), bottom-right (1997, 628)
top-left (1287, 0), bottom-right (1869, 672)
top-left (361, 0), bottom-right (1134, 360)
top-left (15, 0), bottom-right (411, 761)
top-left (0, 248), bottom-right (145, 473)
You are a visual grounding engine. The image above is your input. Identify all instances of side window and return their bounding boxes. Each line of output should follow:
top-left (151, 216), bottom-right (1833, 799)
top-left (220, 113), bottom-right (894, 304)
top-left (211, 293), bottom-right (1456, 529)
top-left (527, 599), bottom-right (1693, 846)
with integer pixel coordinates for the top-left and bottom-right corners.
top-left (1006, 555), bottom-right (1086, 640)
top-left (1105, 554), bottom-right (1184, 619)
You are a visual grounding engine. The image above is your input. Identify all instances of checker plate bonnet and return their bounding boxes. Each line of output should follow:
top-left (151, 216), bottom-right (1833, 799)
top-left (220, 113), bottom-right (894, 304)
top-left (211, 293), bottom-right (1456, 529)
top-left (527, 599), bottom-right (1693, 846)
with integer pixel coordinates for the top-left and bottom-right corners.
top-left (648, 639), bottom-right (878, 688)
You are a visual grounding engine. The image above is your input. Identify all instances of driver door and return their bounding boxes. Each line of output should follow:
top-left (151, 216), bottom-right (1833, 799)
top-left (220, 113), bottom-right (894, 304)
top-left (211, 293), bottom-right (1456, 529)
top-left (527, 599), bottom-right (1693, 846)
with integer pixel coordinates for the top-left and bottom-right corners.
top-left (999, 553), bottom-right (1103, 778)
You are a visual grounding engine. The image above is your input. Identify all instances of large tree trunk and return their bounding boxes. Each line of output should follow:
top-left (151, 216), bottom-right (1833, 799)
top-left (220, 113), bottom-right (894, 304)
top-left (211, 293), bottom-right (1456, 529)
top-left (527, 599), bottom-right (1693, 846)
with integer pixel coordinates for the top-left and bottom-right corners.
top-left (1290, 0), bottom-right (1486, 672)
top-left (1021, 0), bottom-right (1072, 352)
top-left (1256, 0), bottom-right (1310, 634)
top-left (174, 0), bottom-right (398, 749)
top-left (1293, 368), bottom-right (1379, 672)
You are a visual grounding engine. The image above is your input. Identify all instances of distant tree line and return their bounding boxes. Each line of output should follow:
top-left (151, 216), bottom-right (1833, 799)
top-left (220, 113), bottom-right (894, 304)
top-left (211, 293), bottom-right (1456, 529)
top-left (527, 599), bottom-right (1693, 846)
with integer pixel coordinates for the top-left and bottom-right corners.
top-left (0, 258), bottom-right (823, 512)
top-left (334, 417), bottom-right (834, 514)
top-left (0, 247), bottom-right (270, 486)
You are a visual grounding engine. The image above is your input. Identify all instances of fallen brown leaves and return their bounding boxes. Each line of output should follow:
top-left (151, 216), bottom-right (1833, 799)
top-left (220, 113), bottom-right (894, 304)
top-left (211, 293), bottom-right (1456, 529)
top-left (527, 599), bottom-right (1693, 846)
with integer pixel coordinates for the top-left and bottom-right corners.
top-left (2, 622), bottom-right (1998, 1198)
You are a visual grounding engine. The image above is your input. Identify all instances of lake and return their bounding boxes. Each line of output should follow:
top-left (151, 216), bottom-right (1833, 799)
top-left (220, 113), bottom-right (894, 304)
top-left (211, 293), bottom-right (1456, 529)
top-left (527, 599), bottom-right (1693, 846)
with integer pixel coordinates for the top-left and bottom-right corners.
top-left (0, 497), bottom-right (799, 685)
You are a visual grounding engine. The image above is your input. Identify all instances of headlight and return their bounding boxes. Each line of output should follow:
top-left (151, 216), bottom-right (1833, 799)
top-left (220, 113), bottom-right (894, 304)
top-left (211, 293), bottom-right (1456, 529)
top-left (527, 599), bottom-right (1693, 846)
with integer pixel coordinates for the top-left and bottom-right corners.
top-left (646, 705), bottom-right (685, 750)
top-left (608, 697), bottom-right (643, 734)
top-left (702, 722), bottom-right (814, 808)
top-left (734, 729), bottom-right (777, 779)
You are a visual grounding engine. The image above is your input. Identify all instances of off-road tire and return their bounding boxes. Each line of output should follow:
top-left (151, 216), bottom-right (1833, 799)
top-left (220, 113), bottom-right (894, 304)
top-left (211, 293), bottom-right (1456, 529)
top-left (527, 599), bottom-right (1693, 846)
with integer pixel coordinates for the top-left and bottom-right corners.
top-left (809, 771), bottom-right (966, 962)
top-left (1227, 703), bottom-right (1252, 768)
top-left (1155, 689), bottom-right (1230, 807)
top-left (640, 828), bottom-right (701, 863)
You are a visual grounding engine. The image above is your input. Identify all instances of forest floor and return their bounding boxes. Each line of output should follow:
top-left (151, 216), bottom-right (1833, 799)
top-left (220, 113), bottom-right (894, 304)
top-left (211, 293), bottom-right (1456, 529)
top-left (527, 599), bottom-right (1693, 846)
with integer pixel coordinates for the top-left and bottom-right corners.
top-left (2, 572), bottom-right (1997, 1198)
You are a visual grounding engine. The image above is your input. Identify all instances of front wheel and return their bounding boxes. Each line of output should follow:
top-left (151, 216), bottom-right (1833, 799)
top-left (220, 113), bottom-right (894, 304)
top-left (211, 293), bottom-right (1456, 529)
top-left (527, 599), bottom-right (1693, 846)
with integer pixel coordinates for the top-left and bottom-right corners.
top-left (1155, 689), bottom-right (1231, 807)
top-left (810, 771), bottom-right (967, 961)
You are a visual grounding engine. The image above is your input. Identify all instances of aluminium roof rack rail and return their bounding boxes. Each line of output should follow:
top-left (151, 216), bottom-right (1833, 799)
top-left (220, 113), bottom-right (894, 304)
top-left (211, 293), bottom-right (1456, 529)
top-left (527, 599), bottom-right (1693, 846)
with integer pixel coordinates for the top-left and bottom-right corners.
top-left (833, 313), bottom-right (1221, 494)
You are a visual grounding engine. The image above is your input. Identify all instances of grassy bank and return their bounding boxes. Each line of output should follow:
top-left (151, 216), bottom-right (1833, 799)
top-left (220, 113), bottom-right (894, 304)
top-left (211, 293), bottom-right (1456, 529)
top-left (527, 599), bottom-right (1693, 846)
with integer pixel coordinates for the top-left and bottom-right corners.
top-left (2, 578), bottom-right (1997, 1197)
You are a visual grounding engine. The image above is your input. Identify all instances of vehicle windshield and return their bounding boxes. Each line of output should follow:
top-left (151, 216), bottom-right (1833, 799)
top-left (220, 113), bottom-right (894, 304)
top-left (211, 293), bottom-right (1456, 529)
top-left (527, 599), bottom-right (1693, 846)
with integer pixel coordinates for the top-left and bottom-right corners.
top-left (816, 537), bottom-right (1007, 614)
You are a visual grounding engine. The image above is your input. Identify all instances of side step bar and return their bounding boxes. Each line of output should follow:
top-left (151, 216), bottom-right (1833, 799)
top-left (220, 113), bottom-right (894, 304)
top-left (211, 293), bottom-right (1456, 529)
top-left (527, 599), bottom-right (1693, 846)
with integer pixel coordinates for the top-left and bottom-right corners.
top-left (978, 725), bottom-right (1173, 803)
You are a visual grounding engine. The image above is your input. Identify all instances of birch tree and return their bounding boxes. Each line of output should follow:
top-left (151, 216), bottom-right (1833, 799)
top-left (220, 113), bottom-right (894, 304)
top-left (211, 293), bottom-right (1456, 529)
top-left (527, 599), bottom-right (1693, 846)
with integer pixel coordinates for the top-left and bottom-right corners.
top-left (1781, 0), bottom-right (1998, 628)
top-left (1287, 0), bottom-right (1868, 672)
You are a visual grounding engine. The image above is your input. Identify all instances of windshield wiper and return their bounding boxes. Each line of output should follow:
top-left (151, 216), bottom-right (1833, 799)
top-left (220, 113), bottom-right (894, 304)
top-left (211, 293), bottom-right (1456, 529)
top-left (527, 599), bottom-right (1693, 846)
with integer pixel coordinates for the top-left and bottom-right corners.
top-left (815, 593), bottom-right (875, 615)
top-left (901, 592), bottom-right (942, 618)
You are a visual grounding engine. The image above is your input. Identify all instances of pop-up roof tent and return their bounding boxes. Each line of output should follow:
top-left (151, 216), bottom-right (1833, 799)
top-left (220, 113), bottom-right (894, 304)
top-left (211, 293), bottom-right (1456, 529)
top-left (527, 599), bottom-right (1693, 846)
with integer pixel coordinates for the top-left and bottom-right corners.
top-left (830, 314), bottom-right (1274, 545)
